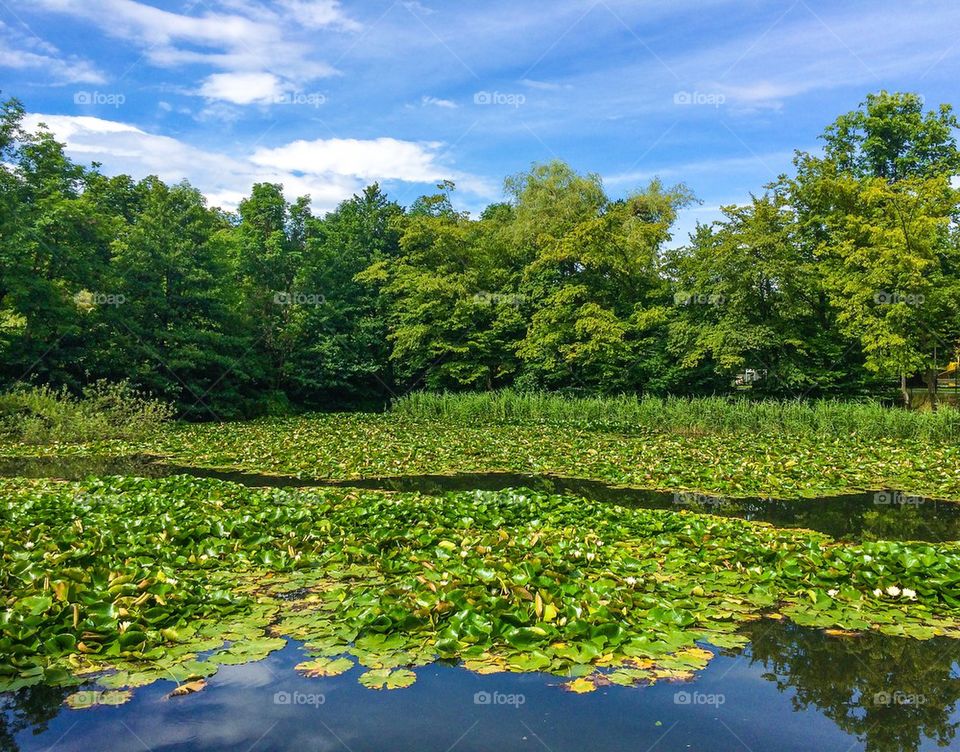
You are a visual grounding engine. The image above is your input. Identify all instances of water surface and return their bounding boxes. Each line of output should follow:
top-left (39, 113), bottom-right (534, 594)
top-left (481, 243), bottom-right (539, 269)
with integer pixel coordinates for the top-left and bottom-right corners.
top-left (1, 622), bottom-right (958, 752)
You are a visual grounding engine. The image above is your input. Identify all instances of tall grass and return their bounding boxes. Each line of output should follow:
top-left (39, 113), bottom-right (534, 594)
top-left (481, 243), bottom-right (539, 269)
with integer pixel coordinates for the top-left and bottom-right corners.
top-left (392, 390), bottom-right (960, 442)
top-left (0, 381), bottom-right (175, 444)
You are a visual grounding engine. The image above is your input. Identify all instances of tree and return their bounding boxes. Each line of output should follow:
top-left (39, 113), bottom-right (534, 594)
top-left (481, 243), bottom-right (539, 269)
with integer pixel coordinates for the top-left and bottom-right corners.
top-left (358, 183), bottom-right (525, 391)
top-left (103, 178), bottom-right (253, 418)
top-left (792, 92), bottom-right (960, 407)
top-left (666, 193), bottom-right (865, 396)
top-left (516, 173), bottom-right (693, 391)
top-left (284, 184), bottom-right (403, 405)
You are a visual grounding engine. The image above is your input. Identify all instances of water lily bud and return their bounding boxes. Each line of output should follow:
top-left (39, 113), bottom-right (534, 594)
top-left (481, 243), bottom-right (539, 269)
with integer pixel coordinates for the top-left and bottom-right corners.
top-left (872, 588), bottom-right (883, 597)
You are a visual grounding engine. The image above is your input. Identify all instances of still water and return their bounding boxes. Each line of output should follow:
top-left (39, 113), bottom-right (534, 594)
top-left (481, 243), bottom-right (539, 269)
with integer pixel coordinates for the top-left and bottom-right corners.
top-left (2, 622), bottom-right (958, 752)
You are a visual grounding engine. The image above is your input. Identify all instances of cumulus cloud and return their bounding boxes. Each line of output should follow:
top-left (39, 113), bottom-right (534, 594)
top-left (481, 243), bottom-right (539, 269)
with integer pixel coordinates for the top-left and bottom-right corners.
top-left (22, 113), bottom-right (485, 212)
top-left (198, 72), bottom-right (286, 105)
top-left (249, 137), bottom-right (452, 183)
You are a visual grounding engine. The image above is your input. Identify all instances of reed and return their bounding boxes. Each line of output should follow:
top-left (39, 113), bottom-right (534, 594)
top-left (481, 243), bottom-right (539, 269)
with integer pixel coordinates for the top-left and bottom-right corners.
top-left (391, 390), bottom-right (960, 442)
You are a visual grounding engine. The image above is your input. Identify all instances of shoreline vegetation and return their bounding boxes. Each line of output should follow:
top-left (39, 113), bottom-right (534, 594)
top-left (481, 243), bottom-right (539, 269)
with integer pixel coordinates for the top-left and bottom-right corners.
top-left (392, 390), bottom-right (960, 443)
top-left (2, 386), bottom-right (960, 501)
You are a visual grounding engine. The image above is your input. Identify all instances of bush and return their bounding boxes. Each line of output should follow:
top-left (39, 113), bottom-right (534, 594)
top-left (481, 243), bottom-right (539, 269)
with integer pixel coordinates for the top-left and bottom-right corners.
top-left (0, 381), bottom-right (175, 444)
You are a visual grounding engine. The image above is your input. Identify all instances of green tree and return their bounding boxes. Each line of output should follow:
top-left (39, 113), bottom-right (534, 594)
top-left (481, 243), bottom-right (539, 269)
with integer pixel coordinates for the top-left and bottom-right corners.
top-left (792, 92), bottom-right (960, 407)
top-left (102, 178), bottom-right (252, 418)
top-left (284, 184), bottom-right (403, 405)
top-left (516, 172), bottom-right (693, 391)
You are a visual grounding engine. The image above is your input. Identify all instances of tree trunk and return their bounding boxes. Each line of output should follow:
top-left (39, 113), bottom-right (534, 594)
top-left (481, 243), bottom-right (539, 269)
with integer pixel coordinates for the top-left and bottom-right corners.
top-left (926, 368), bottom-right (938, 413)
top-left (900, 373), bottom-right (912, 409)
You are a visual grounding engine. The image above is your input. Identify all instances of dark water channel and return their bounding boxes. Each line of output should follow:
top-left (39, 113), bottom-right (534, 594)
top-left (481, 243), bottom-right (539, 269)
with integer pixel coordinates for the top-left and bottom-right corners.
top-left (1, 455), bottom-right (957, 543)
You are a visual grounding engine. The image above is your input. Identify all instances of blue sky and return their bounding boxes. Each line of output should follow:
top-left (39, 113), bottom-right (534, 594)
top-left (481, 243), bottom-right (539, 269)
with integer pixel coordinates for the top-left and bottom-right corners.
top-left (2, 0), bottom-right (959, 241)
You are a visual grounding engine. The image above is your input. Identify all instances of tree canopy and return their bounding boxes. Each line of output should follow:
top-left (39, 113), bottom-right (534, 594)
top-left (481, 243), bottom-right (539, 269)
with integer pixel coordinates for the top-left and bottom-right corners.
top-left (1, 91), bottom-right (958, 414)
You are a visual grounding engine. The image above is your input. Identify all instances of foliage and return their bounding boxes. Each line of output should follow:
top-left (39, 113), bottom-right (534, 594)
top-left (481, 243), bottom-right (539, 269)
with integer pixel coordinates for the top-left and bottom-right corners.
top-left (0, 381), bottom-right (173, 444)
top-left (2, 475), bottom-right (960, 700)
top-left (1, 93), bottom-right (958, 411)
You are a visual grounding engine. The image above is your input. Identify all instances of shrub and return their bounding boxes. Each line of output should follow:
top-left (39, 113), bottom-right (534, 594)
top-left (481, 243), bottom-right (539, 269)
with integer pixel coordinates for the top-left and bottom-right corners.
top-left (0, 381), bottom-right (175, 444)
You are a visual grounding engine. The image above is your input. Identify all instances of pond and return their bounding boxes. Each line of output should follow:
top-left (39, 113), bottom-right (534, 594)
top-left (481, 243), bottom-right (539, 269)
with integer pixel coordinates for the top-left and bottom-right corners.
top-left (3, 456), bottom-right (960, 752)
top-left (1, 455), bottom-right (957, 543)
top-left (2, 621), bottom-right (958, 752)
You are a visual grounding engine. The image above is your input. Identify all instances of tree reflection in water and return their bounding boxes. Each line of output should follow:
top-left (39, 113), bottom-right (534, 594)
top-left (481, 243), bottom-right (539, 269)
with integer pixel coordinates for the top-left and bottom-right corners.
top-left (0, 685), bottom-right (68, 752)
top-left (741, 620), bottom-right (960, 752)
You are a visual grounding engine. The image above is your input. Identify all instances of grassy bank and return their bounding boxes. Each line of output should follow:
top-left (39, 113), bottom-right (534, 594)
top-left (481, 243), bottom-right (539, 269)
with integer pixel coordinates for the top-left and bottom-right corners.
top-left (392, 391), bottom-right (960, 442)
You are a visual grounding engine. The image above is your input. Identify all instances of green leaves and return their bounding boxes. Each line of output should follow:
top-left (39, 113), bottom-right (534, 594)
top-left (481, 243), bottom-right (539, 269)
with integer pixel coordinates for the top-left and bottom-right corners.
top-left (358, 668), bottom-right (417, 690)
top-left (296, 657), bottom-right (354, 678)
top-left (4, 470), bottom-right (960, 705)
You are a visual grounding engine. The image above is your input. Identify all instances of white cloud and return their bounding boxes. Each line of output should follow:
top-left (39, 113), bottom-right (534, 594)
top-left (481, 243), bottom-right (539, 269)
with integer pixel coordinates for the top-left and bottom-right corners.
top-left (421, 95), bottom-right (458, 109)
top-left (278, 0), bottom-right (362, 30)
top-left (250, 137), bottom-right (451, 183)
top-left (22, 113), bottom-right (486, 212)
top-left (32, 0), bottom-right (353, 101)
top-left (198, 72), bottom-right (285, 105)
top-left (0, 21), bottom-right (104, 84)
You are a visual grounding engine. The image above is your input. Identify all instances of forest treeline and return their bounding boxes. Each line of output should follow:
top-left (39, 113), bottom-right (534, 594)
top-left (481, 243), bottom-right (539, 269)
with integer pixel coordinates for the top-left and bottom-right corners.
top-left (1, 91), bottom-right (958, 418)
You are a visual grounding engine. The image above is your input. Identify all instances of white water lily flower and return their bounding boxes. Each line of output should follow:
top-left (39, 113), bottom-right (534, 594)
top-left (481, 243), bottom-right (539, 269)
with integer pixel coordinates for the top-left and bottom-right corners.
top-left (585, 552), bottom-right (596, 561)
top-left (625, 577), bottom-right (637, 586)
top-left (886, 585), bottom-right (902, 597)
top-left (873, 588), bottom-right (884, 597)
top-left (827, 589), bottom-right (838, 598)
top-left (902, 588), bottom-right (917, 600)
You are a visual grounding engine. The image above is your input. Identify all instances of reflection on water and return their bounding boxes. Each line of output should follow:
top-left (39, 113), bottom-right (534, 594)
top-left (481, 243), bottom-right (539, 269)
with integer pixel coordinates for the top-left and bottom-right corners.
top-left (741, 621), bottom-right (960, 752)
top-left (1, 622), bottom-right (958, 752)
top-left (1, 456), bottom-right (957, 543)
top-left (0, 685), bottom-right (68, 752)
